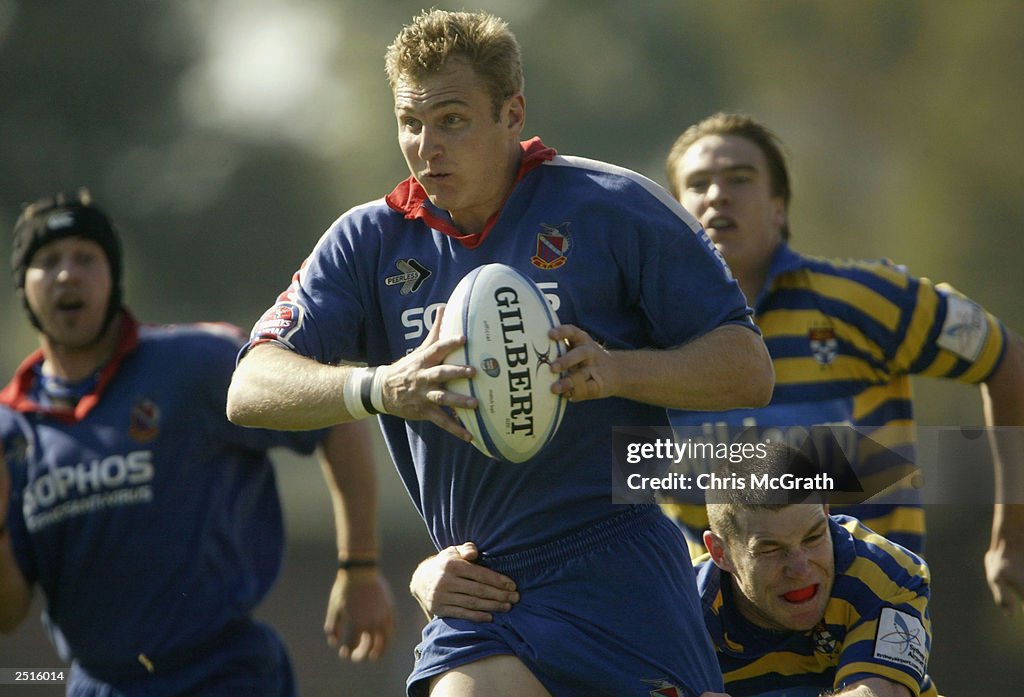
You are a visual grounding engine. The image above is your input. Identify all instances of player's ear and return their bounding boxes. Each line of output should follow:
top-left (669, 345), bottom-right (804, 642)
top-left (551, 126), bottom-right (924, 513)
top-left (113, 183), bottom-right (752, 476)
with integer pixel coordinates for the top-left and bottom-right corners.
top-left (772, 195), bottom-right (787, 233)
top-left (503, 94), bottom-right (525, 135)
top-left (704, 530), bottom-right (734, 572)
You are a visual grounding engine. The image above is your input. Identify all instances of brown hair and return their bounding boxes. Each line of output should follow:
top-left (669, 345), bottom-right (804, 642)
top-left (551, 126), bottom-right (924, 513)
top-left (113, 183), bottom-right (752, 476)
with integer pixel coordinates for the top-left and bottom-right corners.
top-left (666, 112), bottom-right (792, 240)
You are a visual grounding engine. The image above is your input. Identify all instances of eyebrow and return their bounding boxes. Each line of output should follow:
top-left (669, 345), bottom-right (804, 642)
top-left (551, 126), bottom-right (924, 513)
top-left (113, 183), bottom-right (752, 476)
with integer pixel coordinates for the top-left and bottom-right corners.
top-left (751, 518), bottom-right (827, 549)
top-left (395, 97), bottom-right (471, 114)
top-left (687, 163), bottom-right (759, 180)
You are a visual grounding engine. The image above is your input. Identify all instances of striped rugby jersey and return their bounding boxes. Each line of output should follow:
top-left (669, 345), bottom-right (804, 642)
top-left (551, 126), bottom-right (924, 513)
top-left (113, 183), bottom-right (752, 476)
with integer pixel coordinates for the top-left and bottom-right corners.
top-left (695, 515), bottom-right (939, 696)
top-left (666, 242), bottom-right (1006, 555)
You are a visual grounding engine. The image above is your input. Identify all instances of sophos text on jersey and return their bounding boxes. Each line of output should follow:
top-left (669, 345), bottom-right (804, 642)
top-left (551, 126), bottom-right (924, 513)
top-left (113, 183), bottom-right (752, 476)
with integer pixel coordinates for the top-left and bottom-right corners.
top-left (623, 438), bottom-right (768, 465)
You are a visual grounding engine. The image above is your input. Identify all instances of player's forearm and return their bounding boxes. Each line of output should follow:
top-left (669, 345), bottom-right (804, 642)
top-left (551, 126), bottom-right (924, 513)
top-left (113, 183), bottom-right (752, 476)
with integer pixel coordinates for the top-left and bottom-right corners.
top-left (612, 324), bottom-right (773, 410)
top-left (982, 331), bottom-right (1024, 507)
top-left (227, 342), bottom-right (360, 430)
top-left (828, 677), bottom-right (912, 697)
top-left (319, 421), bottom-right (380, 560)
top-left (0, 532), bottom-right (31, 633)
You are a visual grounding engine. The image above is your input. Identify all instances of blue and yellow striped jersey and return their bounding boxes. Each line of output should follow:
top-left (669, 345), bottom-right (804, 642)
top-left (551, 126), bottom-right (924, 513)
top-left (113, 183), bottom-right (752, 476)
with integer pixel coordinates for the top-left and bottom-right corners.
top-left (694, 515), bottom-right (939, 697)
top-left (665, 243), bottom-right (1006, 555)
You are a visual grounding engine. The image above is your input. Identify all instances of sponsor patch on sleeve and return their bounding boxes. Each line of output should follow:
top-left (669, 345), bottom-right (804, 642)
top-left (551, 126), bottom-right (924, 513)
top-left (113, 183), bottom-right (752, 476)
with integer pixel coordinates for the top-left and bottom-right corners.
top-left (936, 292), bottom-right (988, 362)
top-left (252, 302), bottom-right (304, 342)
top-left (872, 607), bottom-right (928, 678)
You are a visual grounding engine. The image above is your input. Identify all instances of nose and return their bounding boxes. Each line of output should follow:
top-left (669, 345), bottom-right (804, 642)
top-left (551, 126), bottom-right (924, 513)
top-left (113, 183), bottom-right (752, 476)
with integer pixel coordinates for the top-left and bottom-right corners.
top-left (54, 256), bottom-right (84, 284)
top-left (706, 179), bottom-right (728, 205)
top-left (783, 548), bottom-right (810, 577)
top-left (417, 124), bottom-right (442, 162)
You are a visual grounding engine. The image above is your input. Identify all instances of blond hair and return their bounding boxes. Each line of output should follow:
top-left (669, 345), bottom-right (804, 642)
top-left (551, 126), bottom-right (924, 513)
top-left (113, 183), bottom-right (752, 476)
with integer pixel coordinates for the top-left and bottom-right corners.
top-left (385, 9), bottom-right (523, 119)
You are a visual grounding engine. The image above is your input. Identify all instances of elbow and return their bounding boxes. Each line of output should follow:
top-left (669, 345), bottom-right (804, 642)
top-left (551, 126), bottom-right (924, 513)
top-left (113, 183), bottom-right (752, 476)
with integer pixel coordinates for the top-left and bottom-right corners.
top-left (225, 374), bottom-right (262, 428)
top-left (741, 337), bottom-right (775, 408)
top-left (749, 359), bottom-right (775, 407)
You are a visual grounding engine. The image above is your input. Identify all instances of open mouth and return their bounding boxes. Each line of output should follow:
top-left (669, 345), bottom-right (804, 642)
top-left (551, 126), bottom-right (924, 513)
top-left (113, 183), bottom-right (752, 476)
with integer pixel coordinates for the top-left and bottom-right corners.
top-left (705, 215), bottom-right (737, 233)
top-left (55, 297), bottom-right (86, 314)
top-left (782, 584), bottom-right (818, 603)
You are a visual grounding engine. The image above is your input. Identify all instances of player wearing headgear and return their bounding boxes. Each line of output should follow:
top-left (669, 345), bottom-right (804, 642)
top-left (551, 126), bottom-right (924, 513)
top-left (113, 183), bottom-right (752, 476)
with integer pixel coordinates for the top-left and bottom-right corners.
top-left (226, 9), bottom-right (771, 697)
top-left (697, 443), bottom-right (939, 696)
top-left (0, 190), bottom-right (394, 696)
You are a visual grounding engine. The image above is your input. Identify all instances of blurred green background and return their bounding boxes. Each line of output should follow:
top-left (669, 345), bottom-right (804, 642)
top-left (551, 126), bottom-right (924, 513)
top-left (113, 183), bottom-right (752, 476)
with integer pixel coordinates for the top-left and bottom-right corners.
top-left (1, 0), bottom-right (1021, 694)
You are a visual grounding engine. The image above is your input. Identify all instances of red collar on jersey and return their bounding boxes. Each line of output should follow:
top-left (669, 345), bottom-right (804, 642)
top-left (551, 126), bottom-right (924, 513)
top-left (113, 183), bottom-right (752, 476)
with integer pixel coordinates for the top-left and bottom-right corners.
top-left (0, 311), bottom-right (140, 423)
top-left (384, 137), bottom-right (557, 249)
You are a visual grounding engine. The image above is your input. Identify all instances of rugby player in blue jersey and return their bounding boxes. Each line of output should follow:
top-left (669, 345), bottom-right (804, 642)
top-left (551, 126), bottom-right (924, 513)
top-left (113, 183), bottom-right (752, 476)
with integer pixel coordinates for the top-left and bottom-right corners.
top-left (696, 443), bottom-right (939, 697)
top-left (0, 190), bottom-right (394, 696)
top-left (226, 9), bottom-right (769, 697)
top-left (662, 113), bottom-right (1024, 612)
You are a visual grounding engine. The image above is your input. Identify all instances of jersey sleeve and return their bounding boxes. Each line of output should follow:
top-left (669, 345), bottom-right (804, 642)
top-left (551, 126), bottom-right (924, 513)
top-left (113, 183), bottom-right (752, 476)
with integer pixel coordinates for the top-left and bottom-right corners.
top-left (242, 212), bottom-right (374, 366)
top-left (833, 534), bottom-right (934, 695)
top-left (864, 262), bottom-right (1007, 383)
top-left (899, 279), bottom-right (1006, 383)
top-left (0, 413), bottom-right (39, 584)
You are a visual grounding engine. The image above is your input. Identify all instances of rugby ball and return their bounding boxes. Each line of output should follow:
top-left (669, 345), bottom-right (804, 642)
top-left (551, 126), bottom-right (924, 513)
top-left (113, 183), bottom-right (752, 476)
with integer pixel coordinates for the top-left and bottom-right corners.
top-left (439, 263), bottom-right (566, 463)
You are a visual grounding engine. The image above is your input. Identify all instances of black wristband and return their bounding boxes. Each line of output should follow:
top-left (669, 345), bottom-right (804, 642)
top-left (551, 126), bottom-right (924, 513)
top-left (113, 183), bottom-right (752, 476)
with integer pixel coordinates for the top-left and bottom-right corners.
top-left (359, 367), bottom-right (380, 416)
top-left (338, 558), bottom-right (378, 570)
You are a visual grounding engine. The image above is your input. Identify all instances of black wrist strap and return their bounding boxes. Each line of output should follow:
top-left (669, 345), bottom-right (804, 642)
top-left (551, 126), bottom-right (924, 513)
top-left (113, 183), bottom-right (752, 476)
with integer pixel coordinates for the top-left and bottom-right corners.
top-left (338, 558), bottom-right (378, 570)
top-left (360, 367), bottom-right (380, 416)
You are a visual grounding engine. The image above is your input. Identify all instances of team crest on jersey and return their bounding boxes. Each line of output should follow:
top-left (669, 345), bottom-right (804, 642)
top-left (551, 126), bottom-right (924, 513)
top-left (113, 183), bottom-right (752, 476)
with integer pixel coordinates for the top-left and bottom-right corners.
top-left (873, 607), bottom-right (927, 677)
top-left (642, 678), bottom-right (687, 697)
top-left (813, 621), bottom-right (839, 657)
top-left (128, 398), bottom-right (161, 442)
top-left (809, 326), bottom-right (838, 366)
top-left (530, 223), bottom-right (571, 270)
top-left (385, 258), bottom-right (432, 295)
top-left (254, 302), bottom-right (304, 341)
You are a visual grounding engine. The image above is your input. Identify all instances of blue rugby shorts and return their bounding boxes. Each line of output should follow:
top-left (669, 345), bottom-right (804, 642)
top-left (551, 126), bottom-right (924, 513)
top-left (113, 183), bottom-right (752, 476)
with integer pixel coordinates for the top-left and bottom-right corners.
top-left (408, 504), bottom-right (724, 697)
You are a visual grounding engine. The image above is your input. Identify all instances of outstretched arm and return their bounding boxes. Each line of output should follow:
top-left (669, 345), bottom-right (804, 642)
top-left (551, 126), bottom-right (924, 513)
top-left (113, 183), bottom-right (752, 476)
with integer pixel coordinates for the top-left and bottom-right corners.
top-left (226, 306), bottom-right (478, 440)
top-left (319, 421), bottom-right (394, 661)
top-left (982, 329), bottom-right (1024, 614)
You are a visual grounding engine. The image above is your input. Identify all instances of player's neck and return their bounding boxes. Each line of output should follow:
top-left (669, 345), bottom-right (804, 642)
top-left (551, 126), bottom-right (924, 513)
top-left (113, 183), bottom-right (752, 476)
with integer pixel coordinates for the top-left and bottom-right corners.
top-left (736, 268), bottom-right (769, 311)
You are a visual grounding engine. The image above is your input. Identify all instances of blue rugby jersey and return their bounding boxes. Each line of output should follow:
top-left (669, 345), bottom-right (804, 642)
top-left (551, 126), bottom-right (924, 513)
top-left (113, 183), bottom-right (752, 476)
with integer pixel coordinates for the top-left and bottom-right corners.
top-left (245, 138), bottom-right (756, 556)
top-left (695, 515), bottom-right (939, 697)
top-left (0, 314), bottom-right (320, 683)
top-left (665, 243), bottom-right (1006, 555)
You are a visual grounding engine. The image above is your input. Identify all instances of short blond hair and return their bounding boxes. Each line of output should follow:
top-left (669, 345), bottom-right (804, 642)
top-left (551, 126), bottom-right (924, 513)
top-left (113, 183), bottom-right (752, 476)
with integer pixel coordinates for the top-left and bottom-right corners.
top-left (385, 9), bottom-right (523, 119)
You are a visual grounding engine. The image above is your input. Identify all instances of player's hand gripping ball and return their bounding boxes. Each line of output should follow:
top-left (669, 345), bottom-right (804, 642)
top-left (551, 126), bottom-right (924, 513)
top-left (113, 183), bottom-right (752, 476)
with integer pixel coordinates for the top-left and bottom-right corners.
top-left (439, 263), bottom-right (566, 463)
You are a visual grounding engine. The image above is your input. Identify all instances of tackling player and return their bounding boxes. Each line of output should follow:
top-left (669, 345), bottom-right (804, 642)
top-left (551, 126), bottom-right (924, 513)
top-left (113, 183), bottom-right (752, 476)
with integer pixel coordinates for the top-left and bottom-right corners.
top-left (0, 190), bottom-right (394, 696)
top-left (662, 113), bottom-right (1024, 612)
top-left (226, 9), bottom-right (771, 697)
top-left (697, 443), bottom-right (939, 696)
top-left (409, 445), bottom-right (942, 696)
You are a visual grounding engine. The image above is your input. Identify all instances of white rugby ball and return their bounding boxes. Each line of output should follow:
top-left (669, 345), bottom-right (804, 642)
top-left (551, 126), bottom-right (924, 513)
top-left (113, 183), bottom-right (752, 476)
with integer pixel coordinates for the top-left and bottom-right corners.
top-left (439, 263), bottom-right (566, 463)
